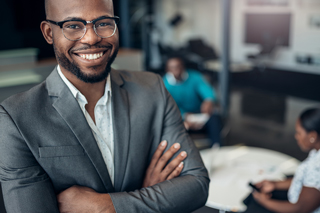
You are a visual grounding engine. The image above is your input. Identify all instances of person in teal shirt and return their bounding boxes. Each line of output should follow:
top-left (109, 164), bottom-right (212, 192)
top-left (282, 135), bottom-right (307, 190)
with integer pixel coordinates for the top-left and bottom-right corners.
top-left (163, 56), bottom-right (221, 146)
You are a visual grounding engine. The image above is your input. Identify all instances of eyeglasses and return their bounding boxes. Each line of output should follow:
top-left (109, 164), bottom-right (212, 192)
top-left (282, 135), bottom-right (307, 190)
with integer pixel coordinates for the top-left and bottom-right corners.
top-left (47, 16), bottom-right (120, 41)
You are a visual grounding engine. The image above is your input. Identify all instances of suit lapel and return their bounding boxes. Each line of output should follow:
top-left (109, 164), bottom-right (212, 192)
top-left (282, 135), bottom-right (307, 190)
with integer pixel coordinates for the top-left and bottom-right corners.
top-left (110, 70), bottom-right (130, 192)
top-left (46, 68), bottom-right (115, 193)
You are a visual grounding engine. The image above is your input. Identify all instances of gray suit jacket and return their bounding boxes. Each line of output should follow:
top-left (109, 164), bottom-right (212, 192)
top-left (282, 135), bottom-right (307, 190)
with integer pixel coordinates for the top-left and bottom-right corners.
top-left (0, 67), bottom-right (209, 213)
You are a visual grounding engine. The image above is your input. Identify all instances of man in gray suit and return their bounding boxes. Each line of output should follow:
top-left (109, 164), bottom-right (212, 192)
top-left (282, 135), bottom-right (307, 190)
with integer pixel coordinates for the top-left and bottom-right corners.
top-left (0, 0), bottom-right (209, 212)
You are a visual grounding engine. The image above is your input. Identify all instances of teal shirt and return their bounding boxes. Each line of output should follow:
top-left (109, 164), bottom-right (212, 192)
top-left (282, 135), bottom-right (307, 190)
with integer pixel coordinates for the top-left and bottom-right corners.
top-left (163, 70), bottom-right (216, 117)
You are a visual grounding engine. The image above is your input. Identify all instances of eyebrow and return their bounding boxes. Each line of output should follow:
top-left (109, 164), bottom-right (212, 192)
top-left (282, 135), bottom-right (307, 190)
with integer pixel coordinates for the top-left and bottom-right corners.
top-left (62, 15), bottom-right (111, 22)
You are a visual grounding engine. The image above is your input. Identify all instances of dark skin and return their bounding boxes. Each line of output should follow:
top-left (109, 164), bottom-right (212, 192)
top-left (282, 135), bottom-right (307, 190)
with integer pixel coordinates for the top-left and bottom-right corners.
top-left (57, 141), bottom-right (187, 213)
top-left (252, 120), bottom-right (320, 213)
top-left (41, 0), bottom-right (186, 212)
top-left (166, 58), bottom-right (214, 130)
top-left (42, 0), bottom-right (116, 123)
top-left (142, 141), bottom-right (186, 187)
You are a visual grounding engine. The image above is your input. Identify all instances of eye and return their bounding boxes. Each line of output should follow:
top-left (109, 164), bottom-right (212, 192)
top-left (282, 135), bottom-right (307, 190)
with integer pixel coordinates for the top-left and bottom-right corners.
top-left (99, 22), bottom-right (110, 27)
top-left (66, 24), bottom-right (81, 29)
top-left (63, 22), bottom-right (84, 30)
top-left (96, 20), bottom-right (114, 28)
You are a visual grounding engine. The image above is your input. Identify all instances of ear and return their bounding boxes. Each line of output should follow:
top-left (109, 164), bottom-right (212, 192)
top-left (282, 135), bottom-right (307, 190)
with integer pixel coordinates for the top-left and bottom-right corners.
top-left (308, 131), bottom-right (318, 142)
top-left (40, 21), bottom-right (53, 45)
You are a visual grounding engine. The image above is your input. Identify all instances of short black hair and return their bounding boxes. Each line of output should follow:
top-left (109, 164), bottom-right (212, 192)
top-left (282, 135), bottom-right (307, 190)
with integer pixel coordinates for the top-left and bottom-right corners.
top-left (299, 108), bottom-right (320, 135)
top-left (166, 55), bottom-right (186, 66)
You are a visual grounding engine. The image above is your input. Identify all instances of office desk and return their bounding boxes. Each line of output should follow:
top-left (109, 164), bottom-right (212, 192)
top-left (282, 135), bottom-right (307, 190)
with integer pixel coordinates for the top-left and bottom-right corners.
top-left (200, 146), bottom-right (300, 212)
top-left (204, 60), bottom-right (253, 73)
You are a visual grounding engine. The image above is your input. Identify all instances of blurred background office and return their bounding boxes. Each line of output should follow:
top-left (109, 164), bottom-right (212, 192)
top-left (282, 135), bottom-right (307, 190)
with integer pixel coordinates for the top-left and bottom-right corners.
top-left (1, 0), bottom-right (320, 212)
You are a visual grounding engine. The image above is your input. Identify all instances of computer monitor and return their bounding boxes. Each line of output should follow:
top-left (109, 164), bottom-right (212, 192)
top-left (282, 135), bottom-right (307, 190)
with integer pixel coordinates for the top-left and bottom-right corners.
top-left (245, 13), bottom-right (291, 48)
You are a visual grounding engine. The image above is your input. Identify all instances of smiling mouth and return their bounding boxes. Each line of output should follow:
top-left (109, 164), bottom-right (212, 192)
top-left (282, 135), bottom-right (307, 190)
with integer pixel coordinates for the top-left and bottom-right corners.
top-left (77, 52), bottom-right (105, 60)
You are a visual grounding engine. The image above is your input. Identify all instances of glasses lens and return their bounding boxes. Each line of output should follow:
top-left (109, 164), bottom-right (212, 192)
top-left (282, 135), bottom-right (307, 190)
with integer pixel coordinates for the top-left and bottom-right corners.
top-left (62, 21), bottom-right (86, 41)
top-left (95, 19), bottom-right (116, 38)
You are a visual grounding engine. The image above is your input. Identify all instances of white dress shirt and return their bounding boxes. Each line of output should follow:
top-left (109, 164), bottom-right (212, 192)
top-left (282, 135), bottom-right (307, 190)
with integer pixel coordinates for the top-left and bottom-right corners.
top-left (165, 71), bottom-right (189, 85)
top-left (57, 65), bottom-right (115, 185)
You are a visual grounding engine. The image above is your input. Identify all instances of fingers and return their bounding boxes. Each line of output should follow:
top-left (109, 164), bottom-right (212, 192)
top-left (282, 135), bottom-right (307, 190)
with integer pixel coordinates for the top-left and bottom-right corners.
top-left (154, 143), bottom-right (181, 173)
top-left (253, 191), bottom-right (271, 204)
top-left (252, 191), bottom-right (263, 200)
top-left (255, 180), bottom-right (268, 188)
top-left (142, 141), bottom-right (187, 187)
top-left (146, 140), bottom-right (168, 174)
top-left (161, 150), bottom-right (187, 179)
top-left (252, 191), bottom-right (259, 201)
top-left (166, 162), bottom-right (184, 180)
top-left (256, 181), bottom-right (274, 193)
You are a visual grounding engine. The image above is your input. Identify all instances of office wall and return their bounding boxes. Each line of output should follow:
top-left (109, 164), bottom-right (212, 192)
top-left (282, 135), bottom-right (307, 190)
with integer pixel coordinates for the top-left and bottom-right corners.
top-left (154, 0), bottom-right (220, 49)
top-left (156, 0), bottom-right (320, 74)
top-left (231, 0), bottom-right (320, 74)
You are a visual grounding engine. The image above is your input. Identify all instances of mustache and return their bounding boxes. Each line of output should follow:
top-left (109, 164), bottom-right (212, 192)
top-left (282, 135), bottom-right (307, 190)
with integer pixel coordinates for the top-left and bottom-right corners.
top-left (71, 44), bottom-right (112, 52)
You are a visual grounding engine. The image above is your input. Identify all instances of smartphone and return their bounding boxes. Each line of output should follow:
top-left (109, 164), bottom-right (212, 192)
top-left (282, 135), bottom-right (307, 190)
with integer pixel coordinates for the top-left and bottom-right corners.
top-left (248, 182), bottom-right (260, 192)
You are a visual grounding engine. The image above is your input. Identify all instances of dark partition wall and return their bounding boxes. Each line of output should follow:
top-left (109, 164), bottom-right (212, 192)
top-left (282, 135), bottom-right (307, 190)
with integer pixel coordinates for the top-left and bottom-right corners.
top-left (0, 0), bottom-right (54, 59)
top-left (0, 0), bottom-right (121, 59)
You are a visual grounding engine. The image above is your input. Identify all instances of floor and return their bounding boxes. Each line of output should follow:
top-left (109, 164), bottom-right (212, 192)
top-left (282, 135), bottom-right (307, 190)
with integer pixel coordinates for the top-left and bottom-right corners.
top-left (0, 63), bottom-right (319, 213)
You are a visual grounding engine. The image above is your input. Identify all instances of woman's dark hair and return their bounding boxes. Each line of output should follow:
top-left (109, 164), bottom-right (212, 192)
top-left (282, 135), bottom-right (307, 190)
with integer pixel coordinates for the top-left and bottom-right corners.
top-left (299, 108), bottom-right (320, 134)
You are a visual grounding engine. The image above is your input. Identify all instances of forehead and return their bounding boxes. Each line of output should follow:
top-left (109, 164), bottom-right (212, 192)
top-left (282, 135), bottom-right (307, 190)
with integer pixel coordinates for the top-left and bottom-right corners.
top-left (168, 58), bottom-right (183, 66)
top-left (47, 0), bottom-right (114, 20)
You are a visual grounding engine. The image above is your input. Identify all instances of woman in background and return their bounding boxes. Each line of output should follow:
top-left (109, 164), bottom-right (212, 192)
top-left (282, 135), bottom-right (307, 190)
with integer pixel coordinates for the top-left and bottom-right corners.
top-left (249, 108), bottom-right (320, 213)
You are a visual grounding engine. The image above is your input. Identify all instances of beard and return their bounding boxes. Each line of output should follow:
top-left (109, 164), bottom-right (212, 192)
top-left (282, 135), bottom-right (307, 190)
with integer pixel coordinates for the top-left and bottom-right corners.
top-left (53, 42), bottom-right (118, 83)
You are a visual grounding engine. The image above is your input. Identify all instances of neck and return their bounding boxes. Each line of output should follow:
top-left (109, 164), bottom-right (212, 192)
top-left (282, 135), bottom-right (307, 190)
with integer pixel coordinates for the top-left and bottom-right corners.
top-left (314, 141), bottom-right (320, 151)
top-left (172, 72), bottom-right (185, 82)
top-left (175, 76), bottom-right (183, 81)
top-left (61, 69), bottom-right (106, 105)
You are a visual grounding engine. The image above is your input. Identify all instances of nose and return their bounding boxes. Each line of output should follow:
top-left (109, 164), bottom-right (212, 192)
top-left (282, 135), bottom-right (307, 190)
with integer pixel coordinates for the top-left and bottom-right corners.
top-left (80, 25), bottom-right (102, 45)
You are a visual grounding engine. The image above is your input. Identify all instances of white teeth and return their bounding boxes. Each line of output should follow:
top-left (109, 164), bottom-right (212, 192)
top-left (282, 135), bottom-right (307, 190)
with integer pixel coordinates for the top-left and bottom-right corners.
top-left (79, 52), bottom-right (104, 60)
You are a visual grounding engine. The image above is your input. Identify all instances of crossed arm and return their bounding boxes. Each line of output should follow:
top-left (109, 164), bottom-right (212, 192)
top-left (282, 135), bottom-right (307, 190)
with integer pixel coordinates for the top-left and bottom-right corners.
top-left (0, 109), bottom-right (207, 213)
top-left (0, 76), bottom-right (209, 213)
top-left (57, 141), bottom-right (188, 213)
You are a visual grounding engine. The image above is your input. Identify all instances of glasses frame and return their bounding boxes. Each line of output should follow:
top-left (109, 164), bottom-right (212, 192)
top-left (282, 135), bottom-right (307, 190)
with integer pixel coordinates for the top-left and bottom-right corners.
top-left (47, 16), bottom-right (120, 41)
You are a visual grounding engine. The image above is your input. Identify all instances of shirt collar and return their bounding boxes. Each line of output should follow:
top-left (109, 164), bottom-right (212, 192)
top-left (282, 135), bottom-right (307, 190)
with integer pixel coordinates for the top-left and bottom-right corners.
top-left (57, 65), bottom-right (112, 105)
top-left (165, 71), bottom-right (189, 85)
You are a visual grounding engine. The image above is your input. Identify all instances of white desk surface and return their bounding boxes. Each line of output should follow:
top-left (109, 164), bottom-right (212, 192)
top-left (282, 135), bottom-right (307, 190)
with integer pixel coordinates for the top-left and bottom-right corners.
top-left (200, 146), bottom-right (300, 212)
top-left (204, 60), bottom-right (253, 73)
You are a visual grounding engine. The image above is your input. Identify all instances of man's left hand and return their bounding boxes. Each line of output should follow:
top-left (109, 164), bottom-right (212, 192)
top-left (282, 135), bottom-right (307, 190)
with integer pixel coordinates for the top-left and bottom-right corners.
top-left (142, 140), bottom-right (187, 187)
top-left (57, 185), bottom-right (115, 213)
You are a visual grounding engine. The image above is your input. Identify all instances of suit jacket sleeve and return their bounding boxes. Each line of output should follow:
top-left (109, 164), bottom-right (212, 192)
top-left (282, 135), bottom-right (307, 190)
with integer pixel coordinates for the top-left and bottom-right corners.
top-left (109, 75), bottom-right (210, 213)
top-left (0, 106), bottom-right (59, 213)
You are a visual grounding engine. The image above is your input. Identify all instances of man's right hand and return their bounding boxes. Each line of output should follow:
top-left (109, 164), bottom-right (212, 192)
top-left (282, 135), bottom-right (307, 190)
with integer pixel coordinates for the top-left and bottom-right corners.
top-left (57, 185), bottom-right (115, 213)
top-left (142, 140), bottom-right (187, 187)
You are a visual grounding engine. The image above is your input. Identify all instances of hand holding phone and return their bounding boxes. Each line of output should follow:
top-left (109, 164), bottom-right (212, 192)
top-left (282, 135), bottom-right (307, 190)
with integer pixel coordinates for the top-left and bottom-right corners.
top-left (248, 182), bottom-right (260, 192)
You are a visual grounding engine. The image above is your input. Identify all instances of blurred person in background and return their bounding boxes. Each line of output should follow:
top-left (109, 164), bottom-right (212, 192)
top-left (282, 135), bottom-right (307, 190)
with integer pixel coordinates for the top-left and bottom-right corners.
top-left (0, 0), bottom-right (209, 212)
top-left (163, 56), bottom-right (222, 147)
top-left (245, 108), bottom-right (320, 213)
